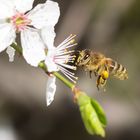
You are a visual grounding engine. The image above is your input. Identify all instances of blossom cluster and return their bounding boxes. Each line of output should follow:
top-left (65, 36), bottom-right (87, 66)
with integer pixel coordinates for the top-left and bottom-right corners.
top-left (0, 0), bottom-right (77, 106)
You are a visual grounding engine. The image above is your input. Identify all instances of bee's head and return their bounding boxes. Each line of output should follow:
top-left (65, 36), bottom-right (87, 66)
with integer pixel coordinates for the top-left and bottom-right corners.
top-left (75, 49), bottom-right (90, 66)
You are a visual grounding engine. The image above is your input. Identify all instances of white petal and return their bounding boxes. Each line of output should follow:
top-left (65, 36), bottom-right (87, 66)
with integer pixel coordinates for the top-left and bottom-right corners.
top-left (21, 28), bottom-right (46, 67)
top-left (45, 47), bottom-right (59, 72)
top-left (0, 23), bottom-right (16, 52)
top-left (28, 0), bottom-right (60, 29)
top-left (6, 46), bottom-right (15, 62)
top-left (14, 0), bottom-right (34, 13)
top-left (45, 56), bottom-right (58, 72)
top-left (41, 26), bottom-right (55, 49)
top-left (46, 76), bottom-right (56, 106)
top-left (0, 0), bottom-right (15, 18)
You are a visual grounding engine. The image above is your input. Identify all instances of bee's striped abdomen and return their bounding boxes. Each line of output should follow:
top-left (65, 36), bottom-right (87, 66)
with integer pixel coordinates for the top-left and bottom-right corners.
top-left (105, 58), bottom-right (128, 80)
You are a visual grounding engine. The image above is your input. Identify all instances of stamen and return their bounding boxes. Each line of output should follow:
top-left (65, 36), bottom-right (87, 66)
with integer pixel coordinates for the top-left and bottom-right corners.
top-left (55, 50), bottom-right (75, 56)
top-left (58, 65), bottom-right (75, 76)
top-left (54, 54), bottom-right (72, 59)
top-left (57, 43), bottom-right (77, 52)
top-left (57, 41), bottom-right (77, 51)
top-left (59, 63), bottom-right (77, 70)
top-left (11, 11), bottom-right (31, 31)
top-left (58, 34), bottom-right (73, 47)
top-left (57, 34), bottom-right (76, 49)
top-left (57, 34), bottom-right (74, 48)
top-left (58, 66), bottom-right (77, 83)
top-left (54, 54), bottom-right (76, 61)
top-left (55, 55), bottom-right (76, 64)
top-left (65, 43), bottom-right (78, 49)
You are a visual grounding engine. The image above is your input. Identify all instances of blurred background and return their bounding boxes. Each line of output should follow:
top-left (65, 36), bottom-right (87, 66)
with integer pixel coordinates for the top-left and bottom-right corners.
top-left (0, 0), bottom-right (140, 139)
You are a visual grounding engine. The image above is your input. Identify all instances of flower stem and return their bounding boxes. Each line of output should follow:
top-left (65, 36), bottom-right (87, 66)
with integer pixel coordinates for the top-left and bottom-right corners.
top-left (53, 71), bottom-right (75, 90)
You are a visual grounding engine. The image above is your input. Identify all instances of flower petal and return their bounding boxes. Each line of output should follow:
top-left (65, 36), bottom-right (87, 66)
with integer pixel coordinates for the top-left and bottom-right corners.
top-left (46, 76), bottom-right (56, 106)
top-left (45, 47), bottom-right (59, 72)
top-left (6, 46), bottom-right (15, 62)
top-left (45, 56), bottom-right (59, 72)
top-left (28, 0), bottom-right (60, 29)
top-left (14, 0), bottom-right (34, 13)
top-left (0, 23), bottom-right (16, 52)
top-left (0, 0), bottom-right (15, 18)
top-left (41, 26), bottom-right (55, 49)
top-left (21, 27), bottom-right (46, 67)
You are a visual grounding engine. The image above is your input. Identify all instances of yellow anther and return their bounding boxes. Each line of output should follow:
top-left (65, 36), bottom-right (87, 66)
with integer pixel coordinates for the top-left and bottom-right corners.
top-left (16, 17), bottom-right (24, 25)
top-left (64, 48), bottom-right (68, 52)
top-left (70, 39), bottom-right (75, 44)
top-left (101, 70), bottom-right (109, 79)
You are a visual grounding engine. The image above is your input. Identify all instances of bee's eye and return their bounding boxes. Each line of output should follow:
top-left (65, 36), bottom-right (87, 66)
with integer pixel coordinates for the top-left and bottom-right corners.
top-left (83, 54), bottom-right (89, 60)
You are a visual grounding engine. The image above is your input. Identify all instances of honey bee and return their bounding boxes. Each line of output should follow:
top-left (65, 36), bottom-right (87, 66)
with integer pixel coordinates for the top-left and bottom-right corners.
top-left (75, 49), bottom-right (128, 90)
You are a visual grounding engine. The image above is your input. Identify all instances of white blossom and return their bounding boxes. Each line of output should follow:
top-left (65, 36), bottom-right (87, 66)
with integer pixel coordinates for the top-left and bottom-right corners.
top-left (42, 27), bottom-right (78, 105)
top-left (44, 34), bottom-right (77, 82)
top-left (0, 0), bottom-right (60, 66)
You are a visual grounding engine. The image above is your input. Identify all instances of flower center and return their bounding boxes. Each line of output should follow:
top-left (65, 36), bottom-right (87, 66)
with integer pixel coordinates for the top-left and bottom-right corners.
top-left (11, 12), bottom-right (31, 32)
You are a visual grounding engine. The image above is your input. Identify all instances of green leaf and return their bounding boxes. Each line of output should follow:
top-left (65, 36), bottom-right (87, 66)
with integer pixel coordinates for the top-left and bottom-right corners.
top-left (77, 93), bottom-right (106, 137)
top-left (90, 98), bottom-right (107, 127)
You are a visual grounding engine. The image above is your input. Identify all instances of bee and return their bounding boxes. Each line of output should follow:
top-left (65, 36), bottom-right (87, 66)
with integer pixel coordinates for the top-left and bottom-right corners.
top-left (75, 49), bottom-right (128, 90)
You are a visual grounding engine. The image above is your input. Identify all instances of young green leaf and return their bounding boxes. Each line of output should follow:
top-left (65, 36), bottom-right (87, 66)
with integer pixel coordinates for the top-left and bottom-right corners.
top-left (77, 93), bottom-right (106, 137)
top-left (90, 98), bottom-right (107, 127)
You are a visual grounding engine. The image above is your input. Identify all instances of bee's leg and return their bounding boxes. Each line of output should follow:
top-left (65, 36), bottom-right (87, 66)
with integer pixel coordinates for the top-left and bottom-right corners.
top-left (89, 71), bottom-right (92, 78)
top-left (96, 75), bottom-right (107, 91)
top-left (94, 71), bottom-right (98, 77)
top-left (96, 75), bottom-right (101, 90)
top-left (97, 68), bottom-right (109, 91)
top-left (101, 79), bottom-right (107, 92)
